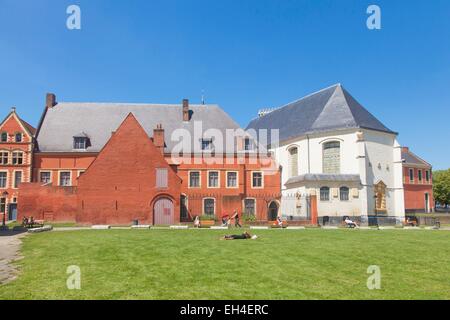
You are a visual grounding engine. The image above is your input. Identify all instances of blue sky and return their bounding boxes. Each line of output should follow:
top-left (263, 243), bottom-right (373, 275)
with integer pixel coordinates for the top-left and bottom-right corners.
top-left (0, 0), bottom-right (449, 169)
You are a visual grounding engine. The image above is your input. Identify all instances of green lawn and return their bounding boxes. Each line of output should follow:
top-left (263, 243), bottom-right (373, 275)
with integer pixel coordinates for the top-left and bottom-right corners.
top-left (1, 229), bottom-right (450, 300)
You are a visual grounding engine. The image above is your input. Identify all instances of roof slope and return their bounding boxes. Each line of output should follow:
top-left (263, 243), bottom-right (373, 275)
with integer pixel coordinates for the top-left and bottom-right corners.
top-left (246, 84), bottom-right (395, 144)
top-left (402, 147), bottom-right (431, 167)
top-left (36, 102), bottom-right (241, 153)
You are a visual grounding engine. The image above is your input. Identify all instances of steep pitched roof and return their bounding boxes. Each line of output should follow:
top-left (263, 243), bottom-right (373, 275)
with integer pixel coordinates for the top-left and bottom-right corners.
top-left (402, 147), bottom-right (431, 167)
top-left (36, 102), bottom-right (241, 153)
top-left (246, 84), bottom-right (396, 144)
top-left (0, 108), bottom-right (36, 137)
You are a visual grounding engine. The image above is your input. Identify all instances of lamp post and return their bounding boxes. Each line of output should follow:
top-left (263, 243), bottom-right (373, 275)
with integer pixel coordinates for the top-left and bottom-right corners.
top-left (2, 191), bottom-right (8, 227)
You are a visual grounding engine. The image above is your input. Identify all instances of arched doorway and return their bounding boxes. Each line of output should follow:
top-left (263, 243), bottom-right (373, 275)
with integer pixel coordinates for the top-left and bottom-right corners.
top-left (268, 201), bottom-right (279, 221)
top-left (374, 181), bottom-right (387, 214)
top-left (153, 197), bottom-right (174, 225)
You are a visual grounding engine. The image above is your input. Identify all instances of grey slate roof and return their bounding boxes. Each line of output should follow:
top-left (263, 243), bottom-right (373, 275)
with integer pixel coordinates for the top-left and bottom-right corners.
top-left (36, 102), bottom-right (241, 153)
top-left (285, 174), bottom-right (361, 186)
top-left (246, 84), bottom-right (396, 145)
top-left (402, 148), bottom-right (431, 167)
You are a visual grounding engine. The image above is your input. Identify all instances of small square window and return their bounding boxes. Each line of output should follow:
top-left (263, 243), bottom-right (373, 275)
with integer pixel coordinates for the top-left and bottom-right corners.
top-left (59, 172), bottom-right (71, 186)
top-left (73, 137), bottom-right (87, 150)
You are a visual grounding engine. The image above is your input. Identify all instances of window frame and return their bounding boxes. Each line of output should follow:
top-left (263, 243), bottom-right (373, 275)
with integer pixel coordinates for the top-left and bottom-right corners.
top-left (320, 186), bottom-right (330, 201)
top-left (11, 151), bottom-right (23, 165)
top-left (251, 171), bottom-right (264, 189)
top-left (339, 186), bottom-right (350, 201)
top-left (409, 168), bottom-right (414, 183)
top-left (13, 170), bottom-right (23, 189)
top-left (425, 170), bottom-right (430, 183)
top-left (226, 171), bottom-right (238, 188)
top-left (201, 139), bottom-right (213, 151)
top-left (0, 171), bottom-right (7, 189)
top-left (203, 197), bottom-right (216, 217)
top-left (0, 132), bottom-right (7, 143)
top-left (322, 141), bottom-right (341, 174)
top-left (58, 171), bottom-right (72, 187)
top-left (188, 171), bottom-right (201, 188)
top-left (244, 138), bottom-right (253, 151)
top-left (0, 151), bottom-right (9, 165)
top-left (207, 170), bottom-right (220, 188)
top-left (0, 197), bottom-right (6, 214)
top-left (418, 169), bottom-right (423, 183)
top-left (243, 198), bottom-right (256, 216)
top-left (73, 137), bottom-right (87, 150)
top-left (15, 132), bottom-right (23, 143)
top-left (39, 171), bottom-right (52, 184)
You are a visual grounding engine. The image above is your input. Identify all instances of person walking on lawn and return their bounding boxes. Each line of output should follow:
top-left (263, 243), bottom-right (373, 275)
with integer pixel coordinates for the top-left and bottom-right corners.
top-left (233, 209), bottom-right (242, 228)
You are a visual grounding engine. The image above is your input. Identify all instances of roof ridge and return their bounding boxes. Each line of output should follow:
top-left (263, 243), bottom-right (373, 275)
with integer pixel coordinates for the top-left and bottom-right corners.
top-left (275, 83), bottom-right (341, 111)
top-left (57, 102), bottom-right (217, 107)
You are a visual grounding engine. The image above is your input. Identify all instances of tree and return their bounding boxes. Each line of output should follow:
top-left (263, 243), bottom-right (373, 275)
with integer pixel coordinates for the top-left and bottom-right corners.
top-left (433, 169), bottom-right (450, 207)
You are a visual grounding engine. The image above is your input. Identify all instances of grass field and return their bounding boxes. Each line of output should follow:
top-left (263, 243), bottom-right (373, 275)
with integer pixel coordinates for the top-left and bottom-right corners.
top-left (1, 229), bottom-right (450, 300)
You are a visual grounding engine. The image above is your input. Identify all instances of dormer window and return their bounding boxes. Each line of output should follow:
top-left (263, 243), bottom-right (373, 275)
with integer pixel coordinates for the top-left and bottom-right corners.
top-left (201, 139), bottom-right (213, 151)
top-left (15, 132), bottom-right (22, 142)
top-left (74, 137), bottom-right (87, 150)
top-left (0, 132), bottom-right (7, 142)
top-left (73, 132), bottom-right (90, 150)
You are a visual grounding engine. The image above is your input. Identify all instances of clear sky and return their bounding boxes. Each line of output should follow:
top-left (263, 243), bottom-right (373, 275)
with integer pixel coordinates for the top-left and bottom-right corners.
top-left (0, 0), bottom-right (449, 169)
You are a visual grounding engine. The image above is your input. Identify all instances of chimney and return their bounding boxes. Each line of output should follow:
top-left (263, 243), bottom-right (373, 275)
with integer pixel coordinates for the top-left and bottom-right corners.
top-left (11, 106), bottom-right (16, 113)
top-left (182, 99), bottom-right (190, 121)
top-left (401, 146), bottom-right (409, 153)
top-left (46, 93), bottom-right (56, 108)
top-left (153, 124), bottom-right (165, 154)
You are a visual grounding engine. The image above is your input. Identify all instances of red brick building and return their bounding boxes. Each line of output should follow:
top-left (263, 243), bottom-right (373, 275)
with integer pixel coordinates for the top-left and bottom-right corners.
top-left (0, 108), bottom-right (35, 222)
top-left (16, 94), bottom-right (281, 225)
top-left (402, 147), bottom-right (434, 213)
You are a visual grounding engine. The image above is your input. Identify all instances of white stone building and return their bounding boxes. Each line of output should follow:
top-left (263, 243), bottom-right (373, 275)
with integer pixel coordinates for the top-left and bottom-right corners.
top-left (246, 84), bottom-right (405, 225)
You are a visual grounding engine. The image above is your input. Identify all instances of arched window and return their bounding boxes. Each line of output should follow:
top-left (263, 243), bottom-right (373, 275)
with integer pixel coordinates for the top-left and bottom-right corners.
top-left (15, 132), bottom-right (23, 142)
top-left (340, 187), bottom-right (349, 201)
top-left (320, 187), bottom-right (330, 201)
top-left (288, 147), bottom-right (298, 177)
top-left (323, 141), bottom-right (340, 174)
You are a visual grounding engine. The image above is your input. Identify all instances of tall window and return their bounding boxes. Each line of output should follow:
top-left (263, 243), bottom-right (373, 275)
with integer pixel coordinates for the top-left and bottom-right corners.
top-left (0, 132), bottom-right (7, 142)
top-left (289, 147), bottom-right (298, 177)
top-left (40, 172), bottom-right (51, 184)
top-left (320, 187), bottom-right (330, 201)
top-left (340, 187), bottom-right (349, 201)
top-left (0, 151), bottom-right (8, 165)
top-left (14, 171), bottom-right (22, 188)
top-left (12, 152), bottom-right (23, 165)
top-left (201, 139), bottom-right (213, 151)
top-left (418, 170), bottom-right (423, 183)
top-left (227, 172), bottom-right (237, 188)
top-left (156, 168), bottom-right (168, 188)
top-left (244, 198), bottom-right (255, 216)
top-left (252, 172), bottom-right (263, 188)
top-left (409, 168), bottom-right (414, 183)
top-left (203, 198), bottom-right (215, 216)
top-left (73, 137), bottom-right (87, 150)
top-left (189, 171), bottom-right (200, 188)
top-left (0, 172), bottom-right (6, 188)
top-left (426, 170), bottom-right (430, 183)
top-left (15, 132), bottom-right (22, 142)
top-left (375, 181), bottom-right (387, 212)
top-left (0, 198), bottom-right (5, 214)
top-left (208, 171), bottom-right (219, 188)
top-left (244, 138), bottom-right (253, 151)
top-left (323, 141), bottom-right (340, 174)
top-left (59, 171), bottom-right (71, 186)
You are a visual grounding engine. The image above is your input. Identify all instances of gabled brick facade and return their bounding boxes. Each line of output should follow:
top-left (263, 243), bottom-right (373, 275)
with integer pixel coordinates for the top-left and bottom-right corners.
top-left (0, 108), bottom-right (35, 222)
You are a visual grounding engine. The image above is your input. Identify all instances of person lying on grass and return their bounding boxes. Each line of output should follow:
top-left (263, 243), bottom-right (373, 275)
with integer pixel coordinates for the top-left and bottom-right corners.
top-left (221, 231), bottom-right (258, 240)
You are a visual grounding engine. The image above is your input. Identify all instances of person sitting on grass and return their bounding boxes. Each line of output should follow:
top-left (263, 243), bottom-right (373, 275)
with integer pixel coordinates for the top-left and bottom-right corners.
top-left (405, 217), bottom-right (417, 227)
top-left (221, 231), bottom-right (257, 240)
top-left (344, 217), bottom-right (359, 228)
top-left (193, 216), bottom-right (200, 228)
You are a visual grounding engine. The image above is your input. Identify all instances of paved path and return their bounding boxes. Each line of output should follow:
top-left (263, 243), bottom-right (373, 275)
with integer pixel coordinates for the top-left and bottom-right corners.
top-left (0, 231), bottom-right (27, 285)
